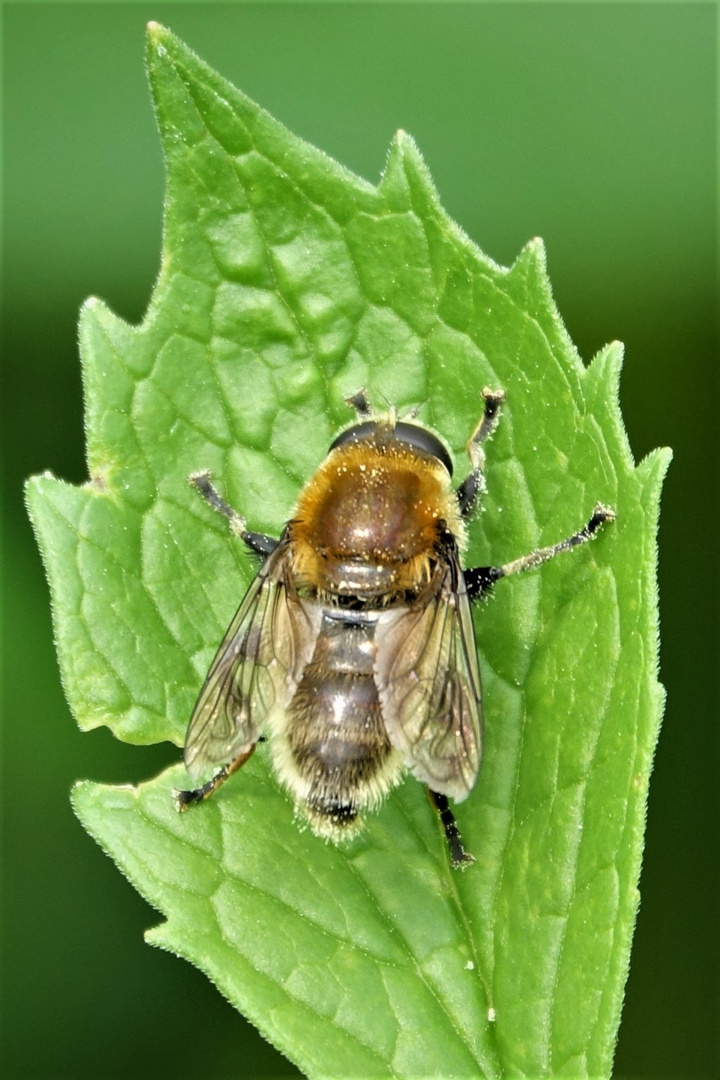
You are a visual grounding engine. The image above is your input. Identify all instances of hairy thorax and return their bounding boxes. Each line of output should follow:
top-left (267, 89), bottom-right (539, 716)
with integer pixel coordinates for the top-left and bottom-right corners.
top-left (289, 437), bottom-right (465, 601)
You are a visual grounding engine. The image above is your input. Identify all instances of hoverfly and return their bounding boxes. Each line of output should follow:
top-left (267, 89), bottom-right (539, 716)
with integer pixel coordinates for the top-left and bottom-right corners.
top-left (176, 389), bottom-right (614, 867)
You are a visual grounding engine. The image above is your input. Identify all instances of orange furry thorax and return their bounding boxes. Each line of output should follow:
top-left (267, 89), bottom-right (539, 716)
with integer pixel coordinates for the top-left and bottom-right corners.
top-left (288, 435), bottom-right (465, 600)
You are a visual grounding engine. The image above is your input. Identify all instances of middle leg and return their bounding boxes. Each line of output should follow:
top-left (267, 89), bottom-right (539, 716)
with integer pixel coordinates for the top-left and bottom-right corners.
top-left (189, 470), bottom-right (278, 558)
top-left (464, 503), bottom-right (615, 600)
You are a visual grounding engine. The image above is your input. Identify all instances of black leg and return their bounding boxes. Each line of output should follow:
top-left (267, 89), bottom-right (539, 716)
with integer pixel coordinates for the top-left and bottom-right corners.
top-left (465, 503), bottom-right (615, 600)
top-left (345, 388), bottom-right (372, 419)
top-left (456, 388), bottom-right (505, 518)
top-left (174, 743), bottom-right (259, 811)
top-left (189, 471), bottom-right (278, 557)
top-left (428, 789), bottom-right (476, 869)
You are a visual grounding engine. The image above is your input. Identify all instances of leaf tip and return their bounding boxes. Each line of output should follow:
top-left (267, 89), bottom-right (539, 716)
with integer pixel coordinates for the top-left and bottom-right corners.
top-left (79, 296), bottom-right (106, 334)
top-left (383, 128), bottom-right (409, 170)
top-left (145, 21), bottom-right (189, 81)
top-left (588, 338), bottom-right (624, 386)
top-left (144, 923), bottom-right (171, 950)
top-left (392, 127), bottom-right (414, 150)
top-left (606, 337), bottom-right (625, 360)
top-left (70, 777), bottom-right (92, 799)
top-left (79, 294), bottom-right (119, 331)
top-left (392, 128), bottom-right (430, 178)
top-left (381, 126), bottom-right (444, 220)
top-left (527, 235), bottom-right (547, 258)
top-left (79, 294), bottom-right (136, 381)
top-left (25, 468), bottom-right (58, 489)
top-left (638, 444), bottom-right (673, 487)
top-left (24, 469), bottom-right (62, 519)
top-left (82, 294), bottom-right (99, 310)
top-left (70, 779), bottom-right (100, 822)
top-left (511, 235), bottom-right (549, 281)
top-left (72, 779), bottom-right (142, 820)
top-left (145, 20), bottom-right (172, 50)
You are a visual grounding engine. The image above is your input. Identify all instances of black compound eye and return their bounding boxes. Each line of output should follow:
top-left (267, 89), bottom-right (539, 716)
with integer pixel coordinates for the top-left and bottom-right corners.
top-left (394, 422), bottom-right (454, 476)
top-left (328, 421), bottom-right (378, 454)
top-left (328, 421), bottom-right (453, 476)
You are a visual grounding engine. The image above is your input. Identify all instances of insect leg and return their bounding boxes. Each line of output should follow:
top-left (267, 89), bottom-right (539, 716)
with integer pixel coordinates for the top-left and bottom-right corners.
top-left (344, 388), bottom-right (372, 419)
top-left (456, 387), bottom-right (505, 518)
top-left (345, 388), bottom-right (417, 426)
top-left (174, 742), bottom-right (260, 811)
top-left (464, 503), bottom-right (616, 600)
top-left (189, 470), bottom-right (278, 557)
top-left (428, 789), bottom-right (476, 868)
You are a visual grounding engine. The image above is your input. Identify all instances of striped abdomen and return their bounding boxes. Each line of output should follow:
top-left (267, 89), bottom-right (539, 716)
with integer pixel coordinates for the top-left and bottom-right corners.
top-left (285, 612), bottom-right (402, 833)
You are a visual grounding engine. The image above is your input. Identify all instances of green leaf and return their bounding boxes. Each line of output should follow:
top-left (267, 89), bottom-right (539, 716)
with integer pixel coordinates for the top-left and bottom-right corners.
top-left (27, 23), bottom-right (670, 1080)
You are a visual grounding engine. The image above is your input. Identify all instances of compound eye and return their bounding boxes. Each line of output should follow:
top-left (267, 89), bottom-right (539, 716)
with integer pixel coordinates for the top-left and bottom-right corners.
top-left (328, 421), bottom-right (378, 454)
top-left (394, 422), bottom-right (453, 476)
top-left (328, 421), bottom-right (453, 475)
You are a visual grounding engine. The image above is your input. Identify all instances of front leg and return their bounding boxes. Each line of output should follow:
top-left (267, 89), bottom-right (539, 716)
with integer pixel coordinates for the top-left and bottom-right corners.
top-left (456, 387), bottom-right (505, 518)
top-left (465, 503), bottom-right (615, 600)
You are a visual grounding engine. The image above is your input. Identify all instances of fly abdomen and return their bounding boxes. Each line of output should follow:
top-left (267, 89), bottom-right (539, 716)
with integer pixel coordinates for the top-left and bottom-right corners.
top-left (279, 614), bottom-right (403, 835)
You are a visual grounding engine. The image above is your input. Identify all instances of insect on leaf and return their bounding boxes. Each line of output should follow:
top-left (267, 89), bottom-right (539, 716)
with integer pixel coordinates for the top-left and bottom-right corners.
top-left (27, 23), bottom-right (670, 1080)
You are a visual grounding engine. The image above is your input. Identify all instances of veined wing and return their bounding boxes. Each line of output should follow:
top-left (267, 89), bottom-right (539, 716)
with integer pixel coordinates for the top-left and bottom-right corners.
top-left (374, 552), bottom-right (483, 802)
top-left (184, 541), bottom-right (319, 781)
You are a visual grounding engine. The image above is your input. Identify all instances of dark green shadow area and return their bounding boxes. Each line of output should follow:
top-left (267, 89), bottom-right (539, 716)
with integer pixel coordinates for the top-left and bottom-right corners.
top-left (3, 4), bottom-right (716, 1078)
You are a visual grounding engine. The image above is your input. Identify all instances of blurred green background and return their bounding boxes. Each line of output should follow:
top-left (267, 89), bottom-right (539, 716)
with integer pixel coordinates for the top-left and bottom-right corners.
top-left (3, 3), bottom-right (716, 1078)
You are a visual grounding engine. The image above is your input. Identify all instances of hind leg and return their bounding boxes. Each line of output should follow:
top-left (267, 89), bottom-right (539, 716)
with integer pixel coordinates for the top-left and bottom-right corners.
top-left (428, 789), bottom-right (475, 869)
top-left (174, 743), bottom-right (261, 811)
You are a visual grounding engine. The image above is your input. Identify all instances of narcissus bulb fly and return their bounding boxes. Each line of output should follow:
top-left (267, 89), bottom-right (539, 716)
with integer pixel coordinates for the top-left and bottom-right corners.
top-left (176, 389), bottom-right (614, 868)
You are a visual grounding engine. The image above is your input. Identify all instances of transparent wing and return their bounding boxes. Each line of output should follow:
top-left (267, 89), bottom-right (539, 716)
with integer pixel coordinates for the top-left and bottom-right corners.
top-left (374, 553), bottom-right (483, 802)
top-left (184, 542), bottom-right (319, 781)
